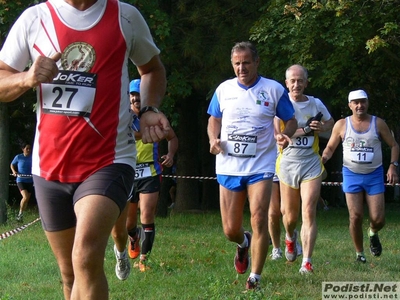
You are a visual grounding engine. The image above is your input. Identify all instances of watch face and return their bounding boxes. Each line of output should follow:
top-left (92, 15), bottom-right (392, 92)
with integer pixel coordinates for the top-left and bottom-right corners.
top-left (139, 106), bottom-right (159, 118)
top-left (394, 162), bottom-right (399, 167)
top-left (144, 106), bottom-right (159, 114)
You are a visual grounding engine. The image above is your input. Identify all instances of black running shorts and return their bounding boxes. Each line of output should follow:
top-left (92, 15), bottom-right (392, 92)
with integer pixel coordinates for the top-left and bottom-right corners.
top-left (17, 182), bottom-right (34, 194)
top-left (33, 163), bottom-right (135, 232)
top-left (130, 175), bottom-right (161, 203)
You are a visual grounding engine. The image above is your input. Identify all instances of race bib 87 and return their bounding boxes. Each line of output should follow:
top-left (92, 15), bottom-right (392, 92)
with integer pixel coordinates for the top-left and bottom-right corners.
top-left (226, 134), bottom-right (257, 158)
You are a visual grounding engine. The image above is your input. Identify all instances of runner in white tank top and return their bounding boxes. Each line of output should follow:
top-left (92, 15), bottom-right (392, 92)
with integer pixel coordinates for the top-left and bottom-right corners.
top-left (342, 115), bottom-right (382, 174)
top-left (322, 89), bottom-right (398, 263)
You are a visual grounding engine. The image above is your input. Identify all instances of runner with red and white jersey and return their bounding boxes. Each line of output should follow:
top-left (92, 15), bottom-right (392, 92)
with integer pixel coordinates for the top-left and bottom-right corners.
top-left (1, 0), bottom-right (160, 181)
top-left (0, 0), bottom-right (170, 298)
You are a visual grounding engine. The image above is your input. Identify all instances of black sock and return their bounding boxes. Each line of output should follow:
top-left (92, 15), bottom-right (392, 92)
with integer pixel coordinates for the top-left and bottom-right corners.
top-left (141, 223), bottom-right (155, 256)
top-left (128, 227), bottom-right (138, 239)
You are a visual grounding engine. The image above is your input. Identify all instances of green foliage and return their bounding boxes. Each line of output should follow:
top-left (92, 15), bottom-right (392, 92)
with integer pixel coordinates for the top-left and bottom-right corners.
top-left (250, 0), bottom-right (400, 132)
top-left (130, 0), bottom-right (171, 50)
top-left (0, 0), bottom-right (40, 44)
top-left (366, 21), bottom-right (400, 54)
top-left (127, 0), bottom-right (266, 122)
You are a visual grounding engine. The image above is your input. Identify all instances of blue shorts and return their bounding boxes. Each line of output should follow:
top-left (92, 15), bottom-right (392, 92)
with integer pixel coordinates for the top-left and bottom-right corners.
top-left (273, 173), bottom-right (279, 183)
top-left (217, 173), bottom-right (274, 192)
top-left (342, 166), bottom-right (385, 195)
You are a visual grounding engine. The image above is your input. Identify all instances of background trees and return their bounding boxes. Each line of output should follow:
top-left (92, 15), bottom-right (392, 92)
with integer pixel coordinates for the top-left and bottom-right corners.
top-left (0, 0), bottom-right (40, 223)
top-left (250, 0), bottom-right (400, 204)
top-left (250, 0), bottom-right (400, 130)
top-left (1, 0), bottom-right (400, 223)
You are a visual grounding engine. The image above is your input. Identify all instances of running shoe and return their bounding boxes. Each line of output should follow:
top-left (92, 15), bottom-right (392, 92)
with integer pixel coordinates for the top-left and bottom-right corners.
top-left (299, 262), bottom-right (313, 274)
top-left (285, 230), bottom-right (298, 262)
top-left (128, 228), bottom-right (141, 259)
top-left (246, 277), bottom-right (259, 290)
top-left (356, 255), bottom-right (367, 263)
top-left (234, 231), bottom-right (252, 274)
top-left (270, 248), bottom-right (283, 260)
top-left (114, 245), bottom-right (131, 280)
top-left (369, 233), bottom-right (382, 257)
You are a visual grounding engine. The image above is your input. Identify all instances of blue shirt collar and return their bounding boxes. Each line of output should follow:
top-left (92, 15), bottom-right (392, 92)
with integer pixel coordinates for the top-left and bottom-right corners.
top-left (237, 75), bottom-right (261, 90)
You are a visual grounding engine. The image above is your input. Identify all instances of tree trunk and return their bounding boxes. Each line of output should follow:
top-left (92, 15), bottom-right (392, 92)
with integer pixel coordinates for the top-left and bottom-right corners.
top-left (157, 171), bottom-right (171, 217)
top-left (200, 98), bottom-right (219, 210)
top-left (0, 103), bottom-right (9, 224)
top-left (174, 98), bottom-right (201, 211)
top-left (157, 138), bottom-right (172, 217)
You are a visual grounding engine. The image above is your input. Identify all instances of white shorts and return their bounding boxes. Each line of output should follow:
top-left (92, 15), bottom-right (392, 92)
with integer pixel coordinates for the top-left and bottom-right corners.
top-left (276, 154), bottom-right (324, 189)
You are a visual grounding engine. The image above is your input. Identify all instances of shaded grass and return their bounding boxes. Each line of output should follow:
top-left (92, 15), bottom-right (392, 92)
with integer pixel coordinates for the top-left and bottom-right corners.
top-left (1, 203), bottom-right (400, 299)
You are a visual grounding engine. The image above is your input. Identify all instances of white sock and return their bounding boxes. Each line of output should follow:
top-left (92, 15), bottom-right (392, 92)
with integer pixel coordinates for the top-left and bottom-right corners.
top-left (115, 247), bottom-right (126, 258)
top-left (286, 234), bottom-right (293, 242)
top-left (238, 233), bottom-right (248, 248)
top-left (249, 273), bottom-right (261, 281)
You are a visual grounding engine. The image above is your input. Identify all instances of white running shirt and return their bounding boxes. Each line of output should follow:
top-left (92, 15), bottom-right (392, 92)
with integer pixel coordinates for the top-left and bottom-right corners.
top-left (207, 76), bottom-right (294, 176)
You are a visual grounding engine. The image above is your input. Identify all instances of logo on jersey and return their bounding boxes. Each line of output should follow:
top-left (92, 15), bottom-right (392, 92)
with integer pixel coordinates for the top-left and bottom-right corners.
top-left (354, 139), bottom-right (368, 148)
top-left (61, 42), bottom-right (96, 72)
top-left (345, 137), bottom-right (368, 148)
top-left (256, 91), bottom-right (270, 106)
top-left (227, 134), bottom-right (257, 143)
top-left (345, 137), bottom-right (355, 147)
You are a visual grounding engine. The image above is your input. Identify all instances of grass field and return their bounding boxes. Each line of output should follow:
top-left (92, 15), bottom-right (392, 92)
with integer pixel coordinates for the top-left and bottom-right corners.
top-left (1, 202), bottom-right (400, 300)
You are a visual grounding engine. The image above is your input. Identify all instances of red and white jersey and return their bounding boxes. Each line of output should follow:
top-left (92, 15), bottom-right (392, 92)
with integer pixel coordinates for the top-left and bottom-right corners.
top-left (0, 0), bottom-right (160, 182)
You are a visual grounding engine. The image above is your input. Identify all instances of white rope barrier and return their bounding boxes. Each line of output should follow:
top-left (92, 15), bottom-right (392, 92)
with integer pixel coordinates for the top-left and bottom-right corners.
top-left (0, 217), bottom-right (41, 241)
top-left (162, 174), bottom-right (400, 186)
top-left (8, 173), bottom-right (400, 186)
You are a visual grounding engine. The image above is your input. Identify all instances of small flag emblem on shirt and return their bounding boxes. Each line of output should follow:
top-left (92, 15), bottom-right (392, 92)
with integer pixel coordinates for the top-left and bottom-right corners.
top-left (256, 100), bottom-right (269, 106)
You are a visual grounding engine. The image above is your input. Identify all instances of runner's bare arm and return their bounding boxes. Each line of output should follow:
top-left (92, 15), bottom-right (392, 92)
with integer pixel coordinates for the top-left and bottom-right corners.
top-left (0, 53), bottom-right (61, 102)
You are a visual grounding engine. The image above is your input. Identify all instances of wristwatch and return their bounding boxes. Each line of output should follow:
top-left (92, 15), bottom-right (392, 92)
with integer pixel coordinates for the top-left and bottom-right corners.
top-left (138, 106), bottom-right (160, 118)
top-left (390, 161), bottom-right (399, 167)
top-left (303, 126), bottom-right (312, 134)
